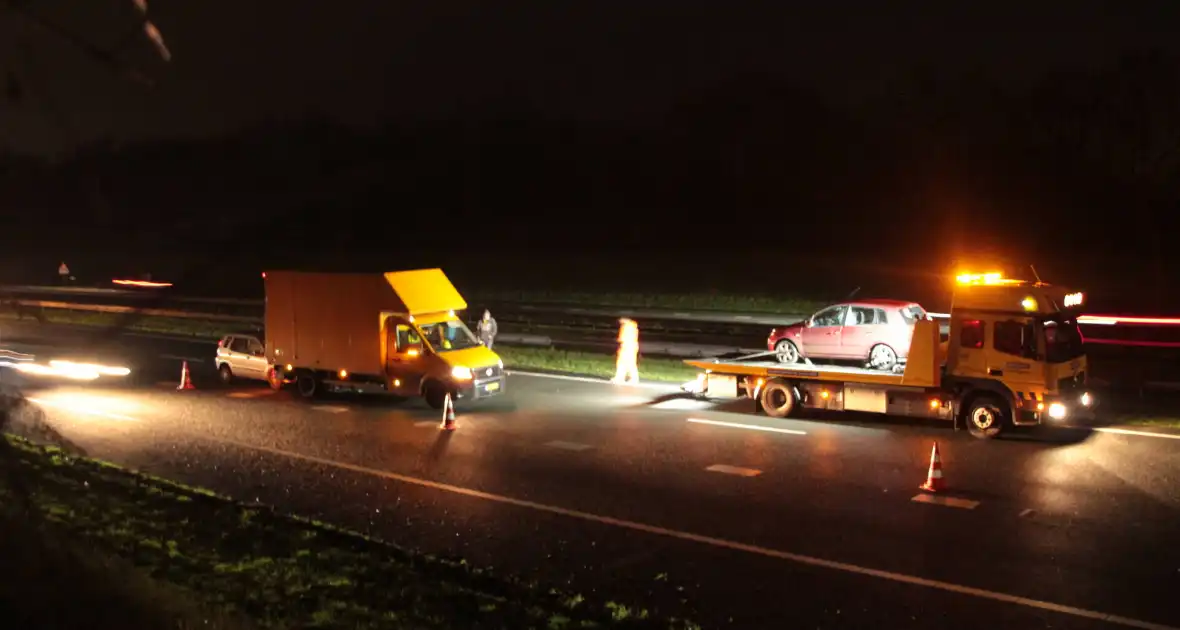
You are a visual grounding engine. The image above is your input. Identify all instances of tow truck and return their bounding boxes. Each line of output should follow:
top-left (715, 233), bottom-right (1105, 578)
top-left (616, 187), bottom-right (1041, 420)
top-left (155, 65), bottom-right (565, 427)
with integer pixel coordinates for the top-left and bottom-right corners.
top-left (682, 272), bottom-right (1094, 438)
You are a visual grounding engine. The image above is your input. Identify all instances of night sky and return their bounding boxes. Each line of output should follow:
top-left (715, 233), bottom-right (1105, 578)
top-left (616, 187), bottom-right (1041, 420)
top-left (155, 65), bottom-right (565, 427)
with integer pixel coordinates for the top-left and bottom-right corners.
top-left (3, 1), bottom-right (1178, 154)
top-left (1, 1), bottom-right (1179, 308)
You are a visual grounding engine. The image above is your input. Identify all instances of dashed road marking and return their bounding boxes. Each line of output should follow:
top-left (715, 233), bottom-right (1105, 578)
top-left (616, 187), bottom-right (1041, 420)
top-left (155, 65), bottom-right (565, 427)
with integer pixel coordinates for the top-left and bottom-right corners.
top-left (687, 417), bottom-right (807, 435)
top-left (414, 420), bottom-right (440, 427)
top-left (911, 494), bottom-right (980, 510)
top-left (311, 405), bottom-right (349, 414)
top-left (1094, 427), bottom-right (1180, 441)
top-left (227, 390), bottom-right (274, 399)
top-left (201, 434), bottom-right (1179, 630)
top-left (545, 440), bottom-right (593, 452)
top-left (706, 464), bottom-right (762, 477)
top-left (1020, 508), bottom-right (1036, 518)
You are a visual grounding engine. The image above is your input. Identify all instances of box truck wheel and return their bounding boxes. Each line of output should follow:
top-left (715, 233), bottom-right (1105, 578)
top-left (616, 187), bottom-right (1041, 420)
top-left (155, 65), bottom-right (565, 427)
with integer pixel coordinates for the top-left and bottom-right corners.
top-left (423, 381), bottom-right (448, 410)
top-left (296, 373), bottom-right (319, 399)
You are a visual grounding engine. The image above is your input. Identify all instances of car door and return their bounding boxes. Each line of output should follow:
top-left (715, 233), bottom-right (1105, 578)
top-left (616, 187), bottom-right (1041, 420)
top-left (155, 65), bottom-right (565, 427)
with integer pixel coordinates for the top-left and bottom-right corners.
top-left (800, 305), bottom-right (847, 358)
top-left (243, 336), bottom-right (268, 379)
top-left (226, 336), bottom-right (255, 377)
top-left (841, 306), bottom-right (889, 359)
top-left (384, 317), bottom-right (426, 396)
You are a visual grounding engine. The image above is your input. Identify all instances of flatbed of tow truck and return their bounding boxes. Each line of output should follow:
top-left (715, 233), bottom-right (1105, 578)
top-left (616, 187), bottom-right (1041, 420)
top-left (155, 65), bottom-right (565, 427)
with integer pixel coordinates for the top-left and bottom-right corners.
top-left (681, 273), bottom-right (1096, 438)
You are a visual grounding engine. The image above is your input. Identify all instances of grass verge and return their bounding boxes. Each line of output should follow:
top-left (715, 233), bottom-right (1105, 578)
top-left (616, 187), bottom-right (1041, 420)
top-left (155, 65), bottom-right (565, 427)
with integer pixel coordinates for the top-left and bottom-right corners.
top-left (0, 435), bottom-right (699, 629)
top-left (0, 309), bottom-right (232, 339)
top-left (471, 290), bottom-right (822, 315)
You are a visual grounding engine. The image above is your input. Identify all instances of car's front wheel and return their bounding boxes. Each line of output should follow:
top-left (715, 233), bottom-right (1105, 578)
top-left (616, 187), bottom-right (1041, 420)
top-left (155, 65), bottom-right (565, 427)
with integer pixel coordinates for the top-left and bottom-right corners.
top-left (868, 344), bottom-right (898, 371)
top-left (218, 364), bottom-right (233, 385)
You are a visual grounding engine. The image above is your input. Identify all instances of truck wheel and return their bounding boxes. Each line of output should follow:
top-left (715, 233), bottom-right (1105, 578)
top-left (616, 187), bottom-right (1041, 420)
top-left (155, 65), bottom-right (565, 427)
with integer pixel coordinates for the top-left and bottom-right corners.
top-left (760, 380), bottom-right (796, 418)
top-left (963, 395), bottom-right (1007, 439)
top-left (423, 381), bottom-right (447, 410)
top-left (774, 340), bottom-right (800, 364)
top-left (296, 373), bottom-right (318, 399)
top-left (218, 364), bottom-right (234, 385)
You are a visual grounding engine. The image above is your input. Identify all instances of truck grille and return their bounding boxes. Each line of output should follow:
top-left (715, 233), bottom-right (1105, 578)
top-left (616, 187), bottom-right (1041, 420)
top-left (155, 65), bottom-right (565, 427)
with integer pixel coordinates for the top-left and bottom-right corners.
top-left (475, 364), bottom-right (503, 380)
top-left (1059, 372), bottom-right (1086, 393)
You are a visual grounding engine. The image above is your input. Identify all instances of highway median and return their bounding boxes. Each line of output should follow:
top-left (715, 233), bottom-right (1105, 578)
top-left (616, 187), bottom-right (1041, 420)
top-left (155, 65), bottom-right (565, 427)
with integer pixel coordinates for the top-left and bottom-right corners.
top-left (0, 434), bottom-right (700, 630)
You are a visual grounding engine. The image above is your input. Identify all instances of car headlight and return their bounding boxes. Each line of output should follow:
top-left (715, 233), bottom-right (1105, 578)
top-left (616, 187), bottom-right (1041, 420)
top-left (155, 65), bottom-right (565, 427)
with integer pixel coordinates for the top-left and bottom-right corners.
top-left (451, 366), bottom-right (473, 380)
top-left (1047, 402), bottom-right (1067, 420)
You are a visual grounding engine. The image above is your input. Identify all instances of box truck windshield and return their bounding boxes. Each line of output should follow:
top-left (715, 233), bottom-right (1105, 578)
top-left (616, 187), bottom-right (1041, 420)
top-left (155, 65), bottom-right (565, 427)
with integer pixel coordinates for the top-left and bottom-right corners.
top-left (418, 320), bottom-right (483, 352)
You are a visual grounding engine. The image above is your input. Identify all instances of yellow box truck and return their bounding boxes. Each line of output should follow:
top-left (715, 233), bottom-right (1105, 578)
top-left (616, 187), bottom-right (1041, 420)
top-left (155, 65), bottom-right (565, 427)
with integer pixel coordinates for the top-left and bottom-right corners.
top-left (263, 268), bottom-right (505, 407)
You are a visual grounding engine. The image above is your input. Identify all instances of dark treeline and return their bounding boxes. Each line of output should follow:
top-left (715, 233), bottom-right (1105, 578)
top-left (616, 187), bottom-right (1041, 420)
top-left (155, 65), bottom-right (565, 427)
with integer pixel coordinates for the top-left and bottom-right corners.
top-left (1, 50), bottom-right (1177, 309)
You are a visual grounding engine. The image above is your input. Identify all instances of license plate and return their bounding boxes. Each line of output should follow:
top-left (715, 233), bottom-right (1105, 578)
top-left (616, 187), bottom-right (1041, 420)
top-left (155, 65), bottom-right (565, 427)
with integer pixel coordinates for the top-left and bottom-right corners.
top-left (485, 382), bottom-right (500, 392)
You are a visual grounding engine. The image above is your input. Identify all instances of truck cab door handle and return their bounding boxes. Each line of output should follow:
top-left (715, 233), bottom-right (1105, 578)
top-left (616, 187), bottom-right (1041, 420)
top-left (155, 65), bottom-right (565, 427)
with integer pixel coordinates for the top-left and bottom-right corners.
top-left (988, 368), bottom-right (1003, 376)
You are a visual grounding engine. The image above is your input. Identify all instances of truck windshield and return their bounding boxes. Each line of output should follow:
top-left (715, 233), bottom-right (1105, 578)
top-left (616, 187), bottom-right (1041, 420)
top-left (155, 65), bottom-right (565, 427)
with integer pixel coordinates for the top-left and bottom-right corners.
top-left (1041, 315), bottom-right (1084, 363)
top-left (417, 320), bottom-right (482, 352)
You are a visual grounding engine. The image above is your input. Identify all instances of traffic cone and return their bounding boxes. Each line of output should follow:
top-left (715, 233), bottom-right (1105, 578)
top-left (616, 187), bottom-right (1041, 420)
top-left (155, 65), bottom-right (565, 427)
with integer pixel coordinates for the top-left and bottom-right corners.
top-left (177, 361), bottom-right (195, 390)
top-left (919, 442), bottom-right (945, 492)
top-left (439, 393), bottom-right (456, 430)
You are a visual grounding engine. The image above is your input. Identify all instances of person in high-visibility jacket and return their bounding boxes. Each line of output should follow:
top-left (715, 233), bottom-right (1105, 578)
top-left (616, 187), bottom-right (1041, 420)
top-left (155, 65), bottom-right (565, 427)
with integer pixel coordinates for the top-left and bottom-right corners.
top-left (477, 310), bottom-right (498, 349)
top-left (612, 318), bottom-right (639, 384)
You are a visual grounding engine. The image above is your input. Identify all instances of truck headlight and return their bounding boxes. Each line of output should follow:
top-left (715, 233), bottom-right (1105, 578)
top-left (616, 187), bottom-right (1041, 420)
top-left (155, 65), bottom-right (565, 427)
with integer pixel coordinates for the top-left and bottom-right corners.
top-left (1080, 392), bottom-right (1092, 407)
top-left (451, 366), bottom-right (473, 380)
top-left (1047, 402), bottom-right (1067, 420)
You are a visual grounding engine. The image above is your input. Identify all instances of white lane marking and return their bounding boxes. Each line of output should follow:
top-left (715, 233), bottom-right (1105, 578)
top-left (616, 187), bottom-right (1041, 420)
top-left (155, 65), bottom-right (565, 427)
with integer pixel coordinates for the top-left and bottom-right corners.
top-left (1094, 427), bottom-right (1180, 441)
top-left (414, 420), bottom-right (440, 427)
top-left (734, 315), bottom-right (753, 320)
top-left (1020, 509), bottom-right (1036, 518)
top-left (311, 405), bottom-right (349, 414)
top-left (911, 494), bottom-right (980, 510)
top-left (198, 434), bottom-right (1180, 630)
top-left (227, 390), bottom-right (274, 399)
top-left (706, 464), bottom-right (762, 477)
top-left (506, 370), bottom-right (676, 391)
top-left (687, 417), bottom-right (807, 436)
top-left (545, 440), bottom-right (593, 452)
top-left (160, 354), bottom-right (205, 363)
top-left (27, 397), bottom-right (140, 422)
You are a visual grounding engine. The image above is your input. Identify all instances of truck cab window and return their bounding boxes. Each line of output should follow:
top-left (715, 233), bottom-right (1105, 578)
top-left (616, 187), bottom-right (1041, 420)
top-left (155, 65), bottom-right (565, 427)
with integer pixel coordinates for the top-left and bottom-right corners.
top-left (959, 320), bottom-right (984, 349)
top-left (994, 320), bottom-right (1038, 359)
top-left (416, 320), bottom-right (481, 352)
top-left (395, 324), bottom-right (422, 353)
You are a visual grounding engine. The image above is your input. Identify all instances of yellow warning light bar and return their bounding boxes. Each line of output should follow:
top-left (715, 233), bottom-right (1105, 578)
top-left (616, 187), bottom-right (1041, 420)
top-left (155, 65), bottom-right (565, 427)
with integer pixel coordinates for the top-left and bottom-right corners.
top-left (956, 271), bottom-right (1024, 286)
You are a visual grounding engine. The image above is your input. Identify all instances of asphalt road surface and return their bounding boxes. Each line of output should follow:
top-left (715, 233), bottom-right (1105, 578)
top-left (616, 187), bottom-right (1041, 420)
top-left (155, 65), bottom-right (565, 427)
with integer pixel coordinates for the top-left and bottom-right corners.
top-left (3, 321), bottom-right (1180, 630)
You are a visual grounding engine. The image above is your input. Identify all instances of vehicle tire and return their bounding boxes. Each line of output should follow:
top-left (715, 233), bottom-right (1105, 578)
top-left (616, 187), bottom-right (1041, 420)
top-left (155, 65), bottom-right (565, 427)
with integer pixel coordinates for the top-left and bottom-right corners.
top-left (963, 394), bottom-right (1008, 439)
top-left (759, 379), bottom-right (796, 418)
top-left (423, 381), bottom-right (448, 410)
top-left (295, 373), bottom-right (318, 399)
top-left (774, 339), bottom-right (800, 364)
top-left (868, 344), bottom-right (898, 371)
top-left (218, 364), bottom-right (234, 385)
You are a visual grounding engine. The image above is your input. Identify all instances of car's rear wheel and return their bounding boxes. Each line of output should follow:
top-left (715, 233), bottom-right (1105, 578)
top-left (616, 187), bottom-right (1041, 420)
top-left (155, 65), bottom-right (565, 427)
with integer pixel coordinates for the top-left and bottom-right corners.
top-left (774, 339), bottom-right (799, 364)
top-left (868, 344), bottom-right (898, 371)
top-left (218, 364), bottom-right (233, 385)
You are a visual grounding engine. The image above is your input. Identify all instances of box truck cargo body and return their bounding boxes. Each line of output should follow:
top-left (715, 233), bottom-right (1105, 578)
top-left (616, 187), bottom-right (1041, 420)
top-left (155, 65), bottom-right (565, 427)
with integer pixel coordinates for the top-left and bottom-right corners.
top-left (264, 269), bottom-right (506, 407)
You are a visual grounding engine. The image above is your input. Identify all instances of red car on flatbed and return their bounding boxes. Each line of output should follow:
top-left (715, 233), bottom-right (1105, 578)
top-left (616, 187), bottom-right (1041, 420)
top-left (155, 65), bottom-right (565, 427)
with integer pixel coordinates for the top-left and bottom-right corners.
top-left (767, 299), bottom-right (929, 371)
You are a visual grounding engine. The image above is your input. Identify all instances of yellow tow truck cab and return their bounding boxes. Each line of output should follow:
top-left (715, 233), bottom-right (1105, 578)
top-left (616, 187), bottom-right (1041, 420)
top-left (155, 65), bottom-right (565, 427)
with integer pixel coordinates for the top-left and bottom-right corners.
top-left (264, 268), bottom-right (505, 408)
top-left (684, 272), bottom-right (1093, 439)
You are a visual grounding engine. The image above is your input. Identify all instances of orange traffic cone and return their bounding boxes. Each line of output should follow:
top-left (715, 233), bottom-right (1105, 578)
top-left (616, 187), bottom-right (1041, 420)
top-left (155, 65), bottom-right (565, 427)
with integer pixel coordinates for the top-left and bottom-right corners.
top-left (439, 393), bottom-right (456, 430)
top-left (919, 442), bottom-right (945, 492)
top-left (177, 361), bottom-right (195, 390)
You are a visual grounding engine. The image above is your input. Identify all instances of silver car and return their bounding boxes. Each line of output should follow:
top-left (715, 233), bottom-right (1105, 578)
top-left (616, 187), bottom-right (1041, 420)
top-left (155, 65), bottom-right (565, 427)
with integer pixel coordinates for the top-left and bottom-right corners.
top-left (214, 333), bottom-right (269, 384)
